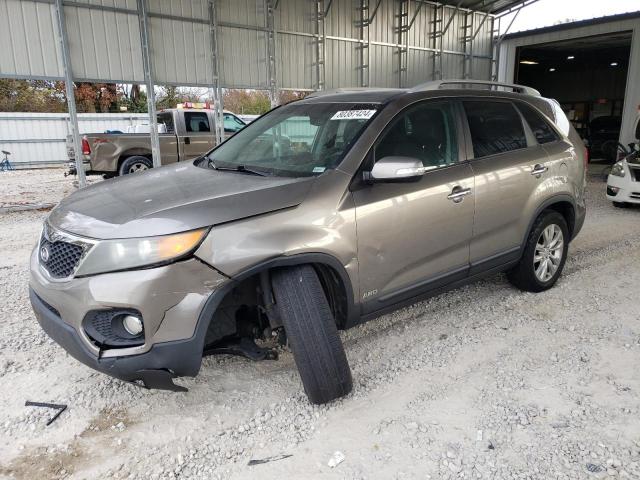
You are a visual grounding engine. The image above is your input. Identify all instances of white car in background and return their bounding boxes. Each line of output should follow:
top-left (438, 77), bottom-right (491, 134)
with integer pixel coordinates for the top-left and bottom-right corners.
top-left (606, 117), bottom-right (640, 208)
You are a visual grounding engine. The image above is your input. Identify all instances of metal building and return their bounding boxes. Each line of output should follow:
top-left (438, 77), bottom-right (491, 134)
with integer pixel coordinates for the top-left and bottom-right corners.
top-left (0, 0), bottom-right (535, 184)
top-left (498, 11), bottom-right (640, 152)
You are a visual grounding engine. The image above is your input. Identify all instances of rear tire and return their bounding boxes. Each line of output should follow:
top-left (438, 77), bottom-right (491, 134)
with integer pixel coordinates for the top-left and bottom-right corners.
top-left (119, 156), bottom-right (152, 176)
top-left (271, 265), bottom-right (353, 404)
top-left (508, 211), bottom-right (569, 293)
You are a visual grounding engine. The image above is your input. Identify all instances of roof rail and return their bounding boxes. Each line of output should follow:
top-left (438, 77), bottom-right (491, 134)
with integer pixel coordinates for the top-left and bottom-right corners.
top-left (409, 79), bottom-right (540, 96)
top-left (305, 87), bottom-right (401, 98)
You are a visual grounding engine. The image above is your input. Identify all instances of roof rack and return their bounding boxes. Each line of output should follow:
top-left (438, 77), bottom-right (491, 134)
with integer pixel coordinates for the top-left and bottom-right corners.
top-left (305, 87), bottom-right (400, 98)
top-left (409, 79), bottom-right (540, 96)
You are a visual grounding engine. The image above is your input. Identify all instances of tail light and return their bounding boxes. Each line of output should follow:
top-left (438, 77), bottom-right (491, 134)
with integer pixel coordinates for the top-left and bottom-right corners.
top-left (81, 137), bottom-right (91, 155)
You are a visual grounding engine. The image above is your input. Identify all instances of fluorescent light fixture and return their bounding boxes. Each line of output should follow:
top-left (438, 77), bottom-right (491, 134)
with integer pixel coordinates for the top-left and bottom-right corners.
top-left (549, 68), bottom-right (556, 72)
top-left (610, 62), bottom-right (618, 66)
top-left (567, 55), bottom-right (575, 60)
top-left (519, 60), bottom-right (538, 65)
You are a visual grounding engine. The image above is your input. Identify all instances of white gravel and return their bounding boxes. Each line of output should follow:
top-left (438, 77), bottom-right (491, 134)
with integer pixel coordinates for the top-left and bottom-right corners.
top-left (1, 167), bottom-right (639, 480)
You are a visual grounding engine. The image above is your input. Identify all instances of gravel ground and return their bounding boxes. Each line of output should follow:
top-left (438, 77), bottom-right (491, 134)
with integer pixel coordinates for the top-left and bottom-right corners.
top-left (0, 168), bottom-right (639, 479)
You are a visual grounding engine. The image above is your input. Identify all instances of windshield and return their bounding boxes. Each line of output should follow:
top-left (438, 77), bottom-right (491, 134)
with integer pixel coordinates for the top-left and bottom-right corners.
top-left (203, 102), bottom-right (379, 177)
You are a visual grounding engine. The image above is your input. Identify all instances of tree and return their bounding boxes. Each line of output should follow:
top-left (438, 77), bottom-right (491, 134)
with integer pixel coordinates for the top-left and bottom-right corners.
top-left (74, 83), bottom-right (120, 112)
top-left (0, 79), bottom-right (66, 112)
top-left (279, 90), bottom-right (309, 105)
top-left (223, 89), bottom-right (271, 114)
top-left (156, 86), bottom-right (209, 109)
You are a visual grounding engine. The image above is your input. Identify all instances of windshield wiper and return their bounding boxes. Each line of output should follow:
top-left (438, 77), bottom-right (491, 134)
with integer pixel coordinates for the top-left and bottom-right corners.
top-left (207, 158), bottom-right (268, 176)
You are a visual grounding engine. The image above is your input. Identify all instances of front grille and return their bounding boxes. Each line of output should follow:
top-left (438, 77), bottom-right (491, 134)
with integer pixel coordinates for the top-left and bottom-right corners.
top-left (40, 237), bottom-right (84, 278)
top-left (630, 167), bottom-right (640, 182)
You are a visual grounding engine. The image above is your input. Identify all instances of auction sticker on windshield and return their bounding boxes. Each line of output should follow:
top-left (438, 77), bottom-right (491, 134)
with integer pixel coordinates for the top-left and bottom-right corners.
top-left (330, 110), bottom-right (376, 121)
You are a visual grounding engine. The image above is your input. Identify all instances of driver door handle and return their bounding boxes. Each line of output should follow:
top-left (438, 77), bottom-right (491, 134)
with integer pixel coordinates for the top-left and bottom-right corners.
top-left (447, 186), bottom-right (472, 203)
top-left (531, 164), bottom-right (548, 176)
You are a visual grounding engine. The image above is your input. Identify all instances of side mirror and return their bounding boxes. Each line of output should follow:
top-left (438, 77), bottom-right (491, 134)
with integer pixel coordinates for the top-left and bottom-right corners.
top-left (366, 156), bottom-right (430, 182)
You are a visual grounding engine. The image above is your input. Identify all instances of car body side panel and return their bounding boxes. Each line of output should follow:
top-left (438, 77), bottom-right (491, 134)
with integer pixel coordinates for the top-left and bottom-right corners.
top-left (469, 145), bottom-right (554, 262)
top-left (194, 170), bottom-right (361, 308)
top-left (352, 163), bottom-right (475, 304)
top-left (84, 133), bottom-right (179, 172)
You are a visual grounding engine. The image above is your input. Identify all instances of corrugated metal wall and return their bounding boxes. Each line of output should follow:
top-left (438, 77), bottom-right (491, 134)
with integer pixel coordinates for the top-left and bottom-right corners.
top-left (0, 113), bottom-right (148, 167)
top-left (1, 0), bottom-right (496, 90)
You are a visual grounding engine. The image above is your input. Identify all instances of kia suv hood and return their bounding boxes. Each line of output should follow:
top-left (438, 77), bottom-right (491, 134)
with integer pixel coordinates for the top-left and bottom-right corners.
top-left (49, 162), bottom-right (315, 239)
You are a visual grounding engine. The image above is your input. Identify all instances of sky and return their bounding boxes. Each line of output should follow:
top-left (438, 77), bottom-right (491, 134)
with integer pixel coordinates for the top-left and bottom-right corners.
top-left (501, 0), bottom-right (640, 34)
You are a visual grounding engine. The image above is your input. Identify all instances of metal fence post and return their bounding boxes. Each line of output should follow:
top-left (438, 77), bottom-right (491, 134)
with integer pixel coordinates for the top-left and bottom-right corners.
top-left (208, 0), bottom-right (224, 144)
top-left (54, 0), bottom-right (86, 187)
top-left (136, 0), bottom-right (161, 168)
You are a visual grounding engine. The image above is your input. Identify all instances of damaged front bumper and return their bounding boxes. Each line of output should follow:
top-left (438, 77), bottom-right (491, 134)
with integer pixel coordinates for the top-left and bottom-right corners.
top-left (29, 248), bottom-right (230, 391)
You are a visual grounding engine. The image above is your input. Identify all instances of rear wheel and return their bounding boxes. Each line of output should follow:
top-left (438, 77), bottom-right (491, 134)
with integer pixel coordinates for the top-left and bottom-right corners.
top-left (508, 211), bottom-right (569, 293)
top-left (271, 265), bottom-right (353, 404)
top-left (119, 156), bottom-right (152, 176)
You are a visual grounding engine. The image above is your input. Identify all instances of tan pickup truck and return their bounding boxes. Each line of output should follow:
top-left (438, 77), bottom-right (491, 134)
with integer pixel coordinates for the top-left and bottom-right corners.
top-left (67, 108), bottom-right (246, 176)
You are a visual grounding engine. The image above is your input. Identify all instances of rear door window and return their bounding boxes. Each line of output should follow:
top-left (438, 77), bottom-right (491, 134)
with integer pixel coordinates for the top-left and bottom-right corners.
top-left (516, 102), bottom-right (559, 144)
top-left (185, 112), bottom-right (211, 132)
top-left (463, 101), bottom-right (527, 158)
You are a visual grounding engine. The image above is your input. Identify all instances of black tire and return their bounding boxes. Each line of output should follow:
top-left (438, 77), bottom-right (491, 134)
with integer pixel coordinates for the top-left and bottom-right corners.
top-left (271, 265), bottom-right (353, 404)
top-left (118, 156), bottom-right (152, 176)
top-left (508, 211), bottom-right (569, 293)
top-left (613, 201), bottom-right (628, 209)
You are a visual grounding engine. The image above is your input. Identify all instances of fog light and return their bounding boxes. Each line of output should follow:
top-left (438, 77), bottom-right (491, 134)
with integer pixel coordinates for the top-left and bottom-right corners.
top-left (607, 186), bottom-right (620, 196)
top-left (122, 315), bottom-right (143, 336)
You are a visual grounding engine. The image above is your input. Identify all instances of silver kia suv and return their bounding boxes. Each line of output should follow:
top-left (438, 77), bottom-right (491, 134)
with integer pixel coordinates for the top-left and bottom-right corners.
top-left (29, 80), bottom-right (586, 404)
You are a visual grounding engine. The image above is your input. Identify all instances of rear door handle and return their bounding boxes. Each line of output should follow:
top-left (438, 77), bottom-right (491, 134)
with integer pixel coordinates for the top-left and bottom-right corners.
top-left (184, 137), bottom-right (191, 145)
top-left (447, 186), bottom-right (472, 203)
top-left (531, 164), bottom-right (548, 176)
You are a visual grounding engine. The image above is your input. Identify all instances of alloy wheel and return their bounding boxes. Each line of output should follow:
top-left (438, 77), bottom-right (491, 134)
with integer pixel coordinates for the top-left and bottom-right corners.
top-left (533, 224), bottom-right (564, 282)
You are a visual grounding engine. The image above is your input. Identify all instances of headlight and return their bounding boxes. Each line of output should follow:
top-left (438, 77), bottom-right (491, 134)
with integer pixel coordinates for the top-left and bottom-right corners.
top-left (610, 162), bottom-right (626, 177)
top-left (75, 228), bottom-right (208, 276)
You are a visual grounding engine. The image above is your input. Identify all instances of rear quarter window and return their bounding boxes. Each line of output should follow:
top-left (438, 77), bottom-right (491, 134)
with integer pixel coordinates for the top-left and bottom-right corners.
top-left (545, 99), bottom-right (571, 137)
top-left (516, 102), bottom-right (559, 144)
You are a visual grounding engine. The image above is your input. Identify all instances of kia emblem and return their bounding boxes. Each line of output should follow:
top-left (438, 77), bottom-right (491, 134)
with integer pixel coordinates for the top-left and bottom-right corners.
top-left (40, 245), bottom-right (50, 263)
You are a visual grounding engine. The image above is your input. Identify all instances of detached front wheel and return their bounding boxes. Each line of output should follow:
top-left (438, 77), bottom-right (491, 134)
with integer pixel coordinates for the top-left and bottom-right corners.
top-left (271, 265), bottom-right (353, 404)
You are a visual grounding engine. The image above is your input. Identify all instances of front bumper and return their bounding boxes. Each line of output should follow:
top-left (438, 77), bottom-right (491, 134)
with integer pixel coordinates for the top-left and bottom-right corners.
top-left (607, 171), bottom-right (640, 204)
top-left (29, 248), bottom-right (229, 389)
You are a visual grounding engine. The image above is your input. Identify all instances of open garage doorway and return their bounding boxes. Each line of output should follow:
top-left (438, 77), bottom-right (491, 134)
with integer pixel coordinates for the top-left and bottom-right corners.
top-left (515, 32), bottom-right (632, 161)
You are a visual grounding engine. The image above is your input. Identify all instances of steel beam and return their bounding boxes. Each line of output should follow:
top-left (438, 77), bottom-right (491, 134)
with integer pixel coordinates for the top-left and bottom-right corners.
top-left (431, 2), bottom-right (443, 80)
top-left (54, 0), bottom-right (86, 187)
top-left (397, 0), bottom-right (409, 88)
top-left (208, 0), bottom-right (224, 144)
top-left (136, 0), bottom-right (161, 169)
top-left (314, 0), bottom-right (326, 91)
top-left (266, 0), bottom-right (278, 107)
top-left (461, 10), bottom-right (475, 79)
top-left (357, 0), bottom-right (371, 87)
